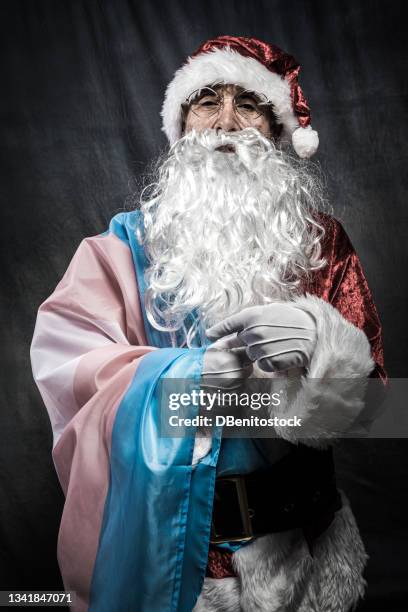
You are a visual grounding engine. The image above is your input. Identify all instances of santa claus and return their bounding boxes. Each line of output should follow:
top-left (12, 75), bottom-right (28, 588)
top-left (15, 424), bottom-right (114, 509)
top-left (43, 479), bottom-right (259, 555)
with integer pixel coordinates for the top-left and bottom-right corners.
top-left (30, 36), bottom-right (386, 612)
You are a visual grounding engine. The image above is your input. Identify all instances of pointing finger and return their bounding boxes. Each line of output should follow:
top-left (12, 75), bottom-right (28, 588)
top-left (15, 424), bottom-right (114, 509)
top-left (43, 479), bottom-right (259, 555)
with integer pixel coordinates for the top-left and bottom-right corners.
top-left (206, 312), bottom-right (247, 341)
top-left (210, 333), bottom-right (246, 351)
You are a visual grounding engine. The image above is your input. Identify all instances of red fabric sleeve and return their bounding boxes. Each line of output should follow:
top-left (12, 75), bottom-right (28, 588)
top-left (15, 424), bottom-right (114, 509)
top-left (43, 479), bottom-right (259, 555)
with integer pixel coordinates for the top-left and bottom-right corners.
top-left (307, 216), bottom-right (387, 383)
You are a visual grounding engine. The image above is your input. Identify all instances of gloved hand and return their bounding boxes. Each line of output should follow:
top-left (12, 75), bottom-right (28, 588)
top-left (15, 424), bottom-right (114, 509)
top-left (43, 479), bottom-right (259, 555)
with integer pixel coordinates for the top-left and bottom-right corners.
top-left (206, 303), bottom-right (317, 373)
top-left (202, 333), bottom-right (253, 390)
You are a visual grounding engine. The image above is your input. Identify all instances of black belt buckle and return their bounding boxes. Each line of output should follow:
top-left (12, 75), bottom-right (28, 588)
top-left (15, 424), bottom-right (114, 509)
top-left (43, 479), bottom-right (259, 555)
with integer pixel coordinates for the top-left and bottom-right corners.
top-left (210, 475), bottom-right (254, 544)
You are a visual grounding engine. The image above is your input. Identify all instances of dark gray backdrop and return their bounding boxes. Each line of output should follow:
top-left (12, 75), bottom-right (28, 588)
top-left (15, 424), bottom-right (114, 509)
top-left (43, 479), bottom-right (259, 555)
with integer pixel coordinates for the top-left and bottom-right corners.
top-left (1, 0), bottom-right (407, 608)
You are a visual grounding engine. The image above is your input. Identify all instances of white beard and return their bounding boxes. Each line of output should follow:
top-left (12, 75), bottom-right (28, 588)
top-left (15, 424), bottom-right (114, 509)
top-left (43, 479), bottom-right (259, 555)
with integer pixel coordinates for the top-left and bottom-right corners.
top-left (139, 128), bottom-right (326, 345)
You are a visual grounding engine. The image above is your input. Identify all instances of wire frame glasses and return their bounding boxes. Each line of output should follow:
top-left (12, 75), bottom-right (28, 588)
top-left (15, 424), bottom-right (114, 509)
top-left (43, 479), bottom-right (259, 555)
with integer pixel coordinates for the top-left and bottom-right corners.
top-left (185, 86), bottom-right (270, 121)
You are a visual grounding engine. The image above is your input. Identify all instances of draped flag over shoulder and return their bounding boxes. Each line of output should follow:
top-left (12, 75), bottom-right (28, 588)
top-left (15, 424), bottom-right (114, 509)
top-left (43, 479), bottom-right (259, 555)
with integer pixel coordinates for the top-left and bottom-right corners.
top-left (30, 210), bottom-right (386, 611)
top-left (30, 212), bottom-right (223, 612)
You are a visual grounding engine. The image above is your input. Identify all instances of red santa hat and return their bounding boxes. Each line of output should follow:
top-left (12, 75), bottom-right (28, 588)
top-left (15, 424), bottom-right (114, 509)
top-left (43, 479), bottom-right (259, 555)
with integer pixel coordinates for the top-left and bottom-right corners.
top-left (161, 35), bottom-right (319, 158)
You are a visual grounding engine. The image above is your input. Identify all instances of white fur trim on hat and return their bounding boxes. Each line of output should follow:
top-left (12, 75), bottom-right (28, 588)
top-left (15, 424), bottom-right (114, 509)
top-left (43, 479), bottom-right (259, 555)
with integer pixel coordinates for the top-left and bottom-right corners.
top-left (161, 47), bottom-right (318, 156)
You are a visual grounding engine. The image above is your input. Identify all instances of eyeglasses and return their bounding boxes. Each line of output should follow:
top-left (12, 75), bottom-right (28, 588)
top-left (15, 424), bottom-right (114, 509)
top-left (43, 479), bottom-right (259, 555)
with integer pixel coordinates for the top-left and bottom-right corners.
top-left (184, 86), bottom-right (270, 122)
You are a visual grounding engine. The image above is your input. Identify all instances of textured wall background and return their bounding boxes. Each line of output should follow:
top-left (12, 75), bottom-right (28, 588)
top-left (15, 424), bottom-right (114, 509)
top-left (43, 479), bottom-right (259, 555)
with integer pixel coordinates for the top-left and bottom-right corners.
top-left (1, 0), bottom-right (407, 608)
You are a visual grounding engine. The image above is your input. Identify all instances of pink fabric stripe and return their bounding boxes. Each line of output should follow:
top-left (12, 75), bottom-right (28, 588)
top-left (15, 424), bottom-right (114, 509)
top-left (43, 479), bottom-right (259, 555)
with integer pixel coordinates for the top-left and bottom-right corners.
top-left (73, 344), bottom-right (152, 409)
top-left (31, 233), bottom-right (149, 445)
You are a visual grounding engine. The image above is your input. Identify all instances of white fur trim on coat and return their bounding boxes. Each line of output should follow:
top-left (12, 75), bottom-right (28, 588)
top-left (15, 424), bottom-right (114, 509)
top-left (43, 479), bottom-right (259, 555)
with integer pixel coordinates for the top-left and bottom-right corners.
top-left (272, 294), bottom-right (375, 447)
top-left (161, 47), bottom-right (318, 155)
top-left (194, 490), bottom-right (368, 612)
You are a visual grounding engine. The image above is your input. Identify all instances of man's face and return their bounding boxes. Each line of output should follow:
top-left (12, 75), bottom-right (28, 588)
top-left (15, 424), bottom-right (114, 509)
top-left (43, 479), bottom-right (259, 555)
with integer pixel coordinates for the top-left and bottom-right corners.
top-left (183, 84), bottom-right (280, 139)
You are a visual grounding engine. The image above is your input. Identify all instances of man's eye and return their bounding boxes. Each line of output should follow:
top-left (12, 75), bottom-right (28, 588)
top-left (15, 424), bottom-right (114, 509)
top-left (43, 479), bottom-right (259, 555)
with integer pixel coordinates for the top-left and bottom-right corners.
top-left (237, 102), bottom-right (257, 110)
top-left (198, 98), bottom-right (219, 106)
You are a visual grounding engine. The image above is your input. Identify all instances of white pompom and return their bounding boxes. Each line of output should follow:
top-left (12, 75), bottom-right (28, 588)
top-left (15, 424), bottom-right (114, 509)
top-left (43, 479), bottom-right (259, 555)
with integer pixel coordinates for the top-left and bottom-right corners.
top-left (291, 125), bottom-right (319, 158)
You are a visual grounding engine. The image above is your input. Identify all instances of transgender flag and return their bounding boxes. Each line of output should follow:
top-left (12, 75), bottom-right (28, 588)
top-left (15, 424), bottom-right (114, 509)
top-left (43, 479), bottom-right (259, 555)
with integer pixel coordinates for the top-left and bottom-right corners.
top-left (30, 212), bottom-right (221, 611)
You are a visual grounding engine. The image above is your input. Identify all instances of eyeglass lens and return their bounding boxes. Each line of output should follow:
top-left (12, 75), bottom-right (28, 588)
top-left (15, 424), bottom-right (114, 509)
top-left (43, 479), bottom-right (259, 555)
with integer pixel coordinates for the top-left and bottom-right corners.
top-left (187, 87), bottom-right (268, 121)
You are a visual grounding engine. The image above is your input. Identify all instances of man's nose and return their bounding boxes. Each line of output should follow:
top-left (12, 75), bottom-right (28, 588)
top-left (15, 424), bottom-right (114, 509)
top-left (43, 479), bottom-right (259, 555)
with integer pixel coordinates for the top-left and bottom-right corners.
top-left (214, 99), bottom-right (240, 132)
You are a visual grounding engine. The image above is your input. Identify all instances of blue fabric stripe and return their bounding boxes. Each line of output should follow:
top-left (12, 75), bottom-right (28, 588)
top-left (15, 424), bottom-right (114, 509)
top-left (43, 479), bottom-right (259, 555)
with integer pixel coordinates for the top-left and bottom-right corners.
top-left (107, 211), bottom-right (168, 347)
top-left (107, 212), bottom-right (132, 246)
top-left (107, 211), bottom-right (209, 350)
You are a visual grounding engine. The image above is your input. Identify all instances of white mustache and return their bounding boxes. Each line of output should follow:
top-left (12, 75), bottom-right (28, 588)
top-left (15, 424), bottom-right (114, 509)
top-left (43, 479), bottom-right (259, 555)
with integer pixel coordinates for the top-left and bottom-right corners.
top-left (172, 127), bottom-right (273, 162)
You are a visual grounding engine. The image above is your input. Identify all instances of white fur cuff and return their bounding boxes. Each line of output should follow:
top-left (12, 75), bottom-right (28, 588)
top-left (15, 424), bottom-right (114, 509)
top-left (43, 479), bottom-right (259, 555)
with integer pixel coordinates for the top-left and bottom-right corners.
top-left (273, 294), bottom-right (375, 446)
top-left (293, 294), bottom-right (374, 380)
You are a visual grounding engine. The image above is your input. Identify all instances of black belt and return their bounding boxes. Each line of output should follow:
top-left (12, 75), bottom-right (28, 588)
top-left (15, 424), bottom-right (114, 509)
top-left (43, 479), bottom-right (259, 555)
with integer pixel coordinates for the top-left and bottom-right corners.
top-left (210, 445), bottom-right (342, 555)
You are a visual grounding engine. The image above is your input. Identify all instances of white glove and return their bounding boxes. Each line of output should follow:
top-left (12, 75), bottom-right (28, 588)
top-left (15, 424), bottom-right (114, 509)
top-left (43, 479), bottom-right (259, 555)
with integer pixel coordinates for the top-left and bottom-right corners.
top-left (202, 333), bottom-right (253, 389)
top-left (206, 303), bottom-right (317, 373)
